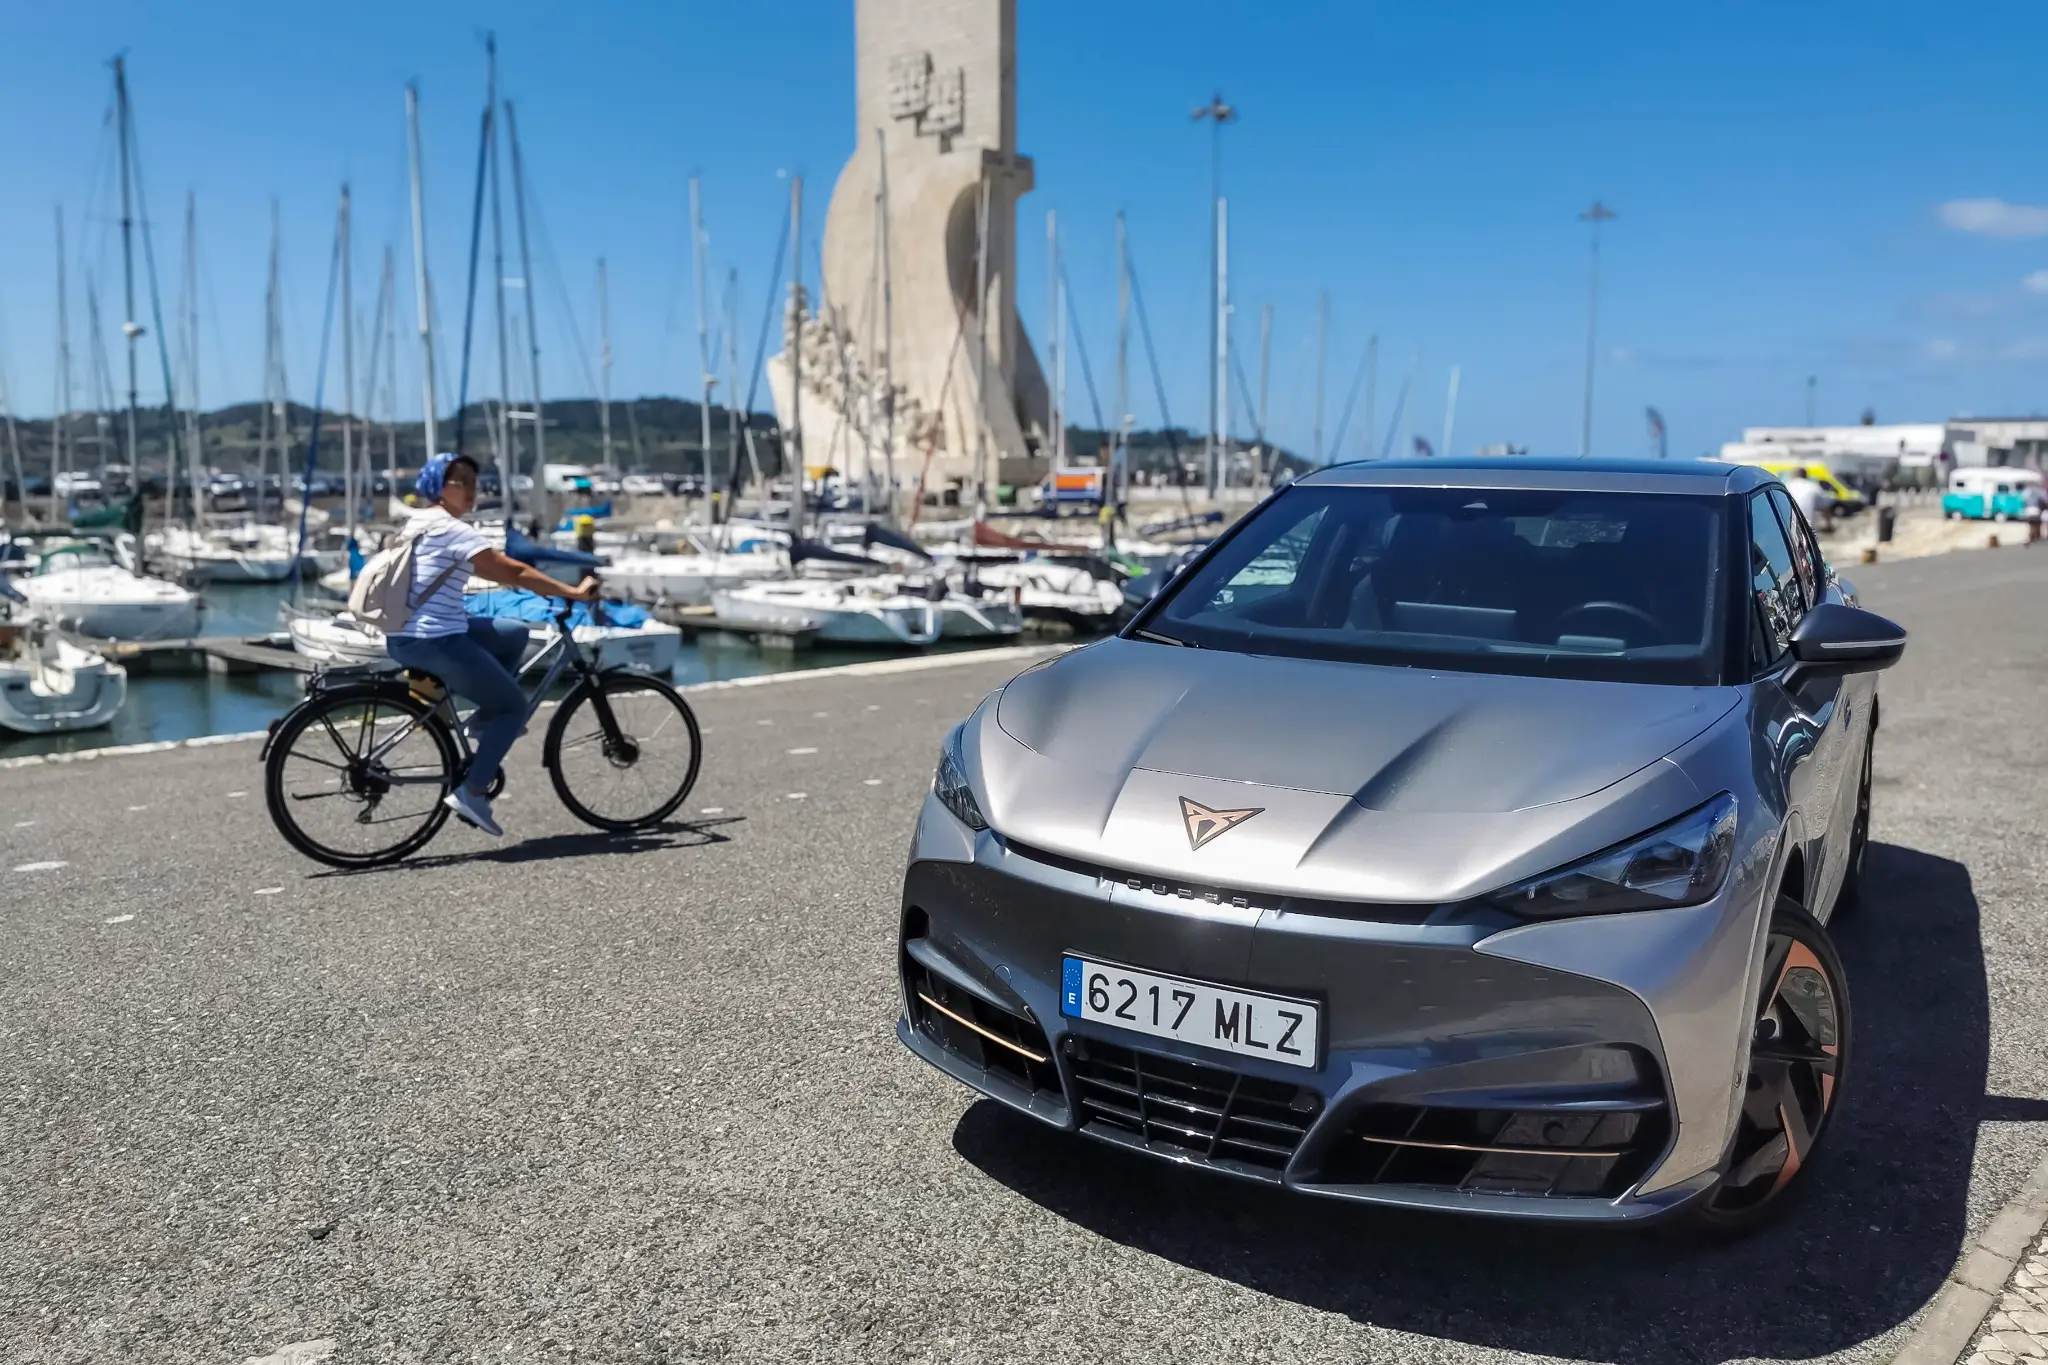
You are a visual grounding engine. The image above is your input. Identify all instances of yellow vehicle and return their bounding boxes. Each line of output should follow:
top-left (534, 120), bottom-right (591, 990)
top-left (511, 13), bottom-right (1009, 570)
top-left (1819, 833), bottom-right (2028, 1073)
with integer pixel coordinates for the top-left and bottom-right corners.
top-left (1719, 457), bottom-right (1865, 515)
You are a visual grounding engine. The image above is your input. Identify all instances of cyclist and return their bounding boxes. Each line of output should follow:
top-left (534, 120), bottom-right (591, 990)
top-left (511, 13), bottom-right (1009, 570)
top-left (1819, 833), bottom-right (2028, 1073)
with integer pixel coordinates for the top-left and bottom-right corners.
top-left (387, 452), bottom-right (599, 838)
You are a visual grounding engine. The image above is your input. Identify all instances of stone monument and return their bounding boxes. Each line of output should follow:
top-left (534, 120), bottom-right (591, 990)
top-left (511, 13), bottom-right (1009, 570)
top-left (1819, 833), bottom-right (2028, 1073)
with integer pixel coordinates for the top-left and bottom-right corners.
top-left (767, 0), bottom-right (1050, 510)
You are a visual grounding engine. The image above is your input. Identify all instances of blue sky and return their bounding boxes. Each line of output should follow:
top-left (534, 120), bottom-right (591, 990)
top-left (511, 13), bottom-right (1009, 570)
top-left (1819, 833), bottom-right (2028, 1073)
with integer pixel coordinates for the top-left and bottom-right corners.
top-left (3, 0), bottom-right (2048, 461)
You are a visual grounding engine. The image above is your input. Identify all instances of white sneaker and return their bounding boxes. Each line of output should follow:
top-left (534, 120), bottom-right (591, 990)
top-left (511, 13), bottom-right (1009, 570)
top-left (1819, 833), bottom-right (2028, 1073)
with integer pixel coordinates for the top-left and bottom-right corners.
top-left (444, 787), bottom-right (504, 838)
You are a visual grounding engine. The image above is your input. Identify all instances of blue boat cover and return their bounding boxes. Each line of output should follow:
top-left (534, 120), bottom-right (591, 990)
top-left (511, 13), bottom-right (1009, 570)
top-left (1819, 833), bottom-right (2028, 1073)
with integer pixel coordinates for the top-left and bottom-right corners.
top-left (464, 587), bottom-right (649, 630)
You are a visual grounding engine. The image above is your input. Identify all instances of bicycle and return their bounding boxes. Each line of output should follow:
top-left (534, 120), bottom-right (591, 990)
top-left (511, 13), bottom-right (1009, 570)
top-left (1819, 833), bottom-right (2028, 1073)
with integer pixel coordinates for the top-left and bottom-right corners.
top-left (263, 600), bottom-right (703, 868)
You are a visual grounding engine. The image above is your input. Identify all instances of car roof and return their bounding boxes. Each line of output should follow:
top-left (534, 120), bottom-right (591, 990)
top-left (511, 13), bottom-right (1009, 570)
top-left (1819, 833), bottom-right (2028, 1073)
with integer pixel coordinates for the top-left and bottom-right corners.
top-left (1297, 456), bottom-right (1771, 496)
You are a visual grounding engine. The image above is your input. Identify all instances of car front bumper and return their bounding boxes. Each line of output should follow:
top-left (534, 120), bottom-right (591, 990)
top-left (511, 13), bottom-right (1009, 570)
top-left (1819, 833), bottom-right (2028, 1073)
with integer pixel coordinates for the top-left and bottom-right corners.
top-left (895, 794), bottom-right (1772, 1224)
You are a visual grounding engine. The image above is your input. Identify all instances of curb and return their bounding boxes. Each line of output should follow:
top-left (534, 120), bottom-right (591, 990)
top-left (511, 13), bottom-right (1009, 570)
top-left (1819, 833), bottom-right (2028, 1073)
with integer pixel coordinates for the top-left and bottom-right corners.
top-left (1892, 1149), bottom-right (2048, 1365)
top-left (0, 642), bottom-right (1071, 773)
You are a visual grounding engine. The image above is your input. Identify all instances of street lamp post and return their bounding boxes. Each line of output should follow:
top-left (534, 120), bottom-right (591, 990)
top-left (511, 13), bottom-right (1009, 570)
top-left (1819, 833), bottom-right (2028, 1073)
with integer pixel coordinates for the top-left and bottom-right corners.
top-left (1192, 93), bottom-right (1236, 496)
top-left (1806, 374), bottom-right (1817, 427)
top-left (1578, 200), bottom-right (1616, 458)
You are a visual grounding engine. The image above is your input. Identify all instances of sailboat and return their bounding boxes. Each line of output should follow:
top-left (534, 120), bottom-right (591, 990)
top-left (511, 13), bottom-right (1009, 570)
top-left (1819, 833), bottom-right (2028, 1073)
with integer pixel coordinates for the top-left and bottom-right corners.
top-left (14, 535), bottom-right (202, 641)
top-left (0, 605), bottom-right (127, 736)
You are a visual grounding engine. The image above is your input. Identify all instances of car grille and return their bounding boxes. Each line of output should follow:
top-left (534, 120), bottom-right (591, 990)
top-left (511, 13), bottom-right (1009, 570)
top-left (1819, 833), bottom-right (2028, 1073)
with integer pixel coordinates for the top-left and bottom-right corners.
top-left (903, 949), bottom-right (1061, 1099)
top-left (1063, 1036), bottom-right (1322, 1179)
top-left (1327, 1100), bottom-right (1670, 1198)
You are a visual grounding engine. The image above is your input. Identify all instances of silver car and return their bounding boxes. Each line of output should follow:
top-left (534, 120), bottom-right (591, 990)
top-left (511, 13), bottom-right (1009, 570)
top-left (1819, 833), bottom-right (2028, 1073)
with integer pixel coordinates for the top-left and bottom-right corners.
top-left (897, 458), bottom-right (1906, 1232)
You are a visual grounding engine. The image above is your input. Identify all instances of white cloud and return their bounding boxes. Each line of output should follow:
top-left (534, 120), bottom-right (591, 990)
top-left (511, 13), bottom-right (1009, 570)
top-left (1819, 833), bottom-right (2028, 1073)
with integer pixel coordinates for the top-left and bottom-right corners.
top-left (2025, 270), bottom-right (2048, 294)
top-left (1923, 337), bottom-right (1961, 361)
top-left (2002, 337), bottom-right (2048, 361)
top-left (1939, 198), bottom-right (2048, 238)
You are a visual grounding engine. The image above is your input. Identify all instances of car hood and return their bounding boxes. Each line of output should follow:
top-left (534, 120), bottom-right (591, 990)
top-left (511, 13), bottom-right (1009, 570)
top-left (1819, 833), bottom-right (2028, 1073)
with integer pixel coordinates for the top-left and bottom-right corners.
top-left (980, 638), bottom-right (1735, 901)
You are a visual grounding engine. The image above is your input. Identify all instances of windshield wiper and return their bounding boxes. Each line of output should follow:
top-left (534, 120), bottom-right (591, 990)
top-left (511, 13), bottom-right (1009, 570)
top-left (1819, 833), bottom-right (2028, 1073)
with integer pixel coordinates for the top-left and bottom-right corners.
top-left (1133, 628), bottom-right (1195, 648)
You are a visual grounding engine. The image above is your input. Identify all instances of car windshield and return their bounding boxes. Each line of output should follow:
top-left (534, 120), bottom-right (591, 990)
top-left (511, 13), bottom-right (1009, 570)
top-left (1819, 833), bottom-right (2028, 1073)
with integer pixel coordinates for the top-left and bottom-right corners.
top-left (1141, 484), bottom-right (1727, 685)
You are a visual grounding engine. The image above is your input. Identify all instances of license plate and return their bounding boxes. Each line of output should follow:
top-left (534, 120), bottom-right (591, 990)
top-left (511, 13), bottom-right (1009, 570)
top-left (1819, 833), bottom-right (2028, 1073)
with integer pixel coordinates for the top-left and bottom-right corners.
top-left (1061, 956), bottom-right (1321, 1070)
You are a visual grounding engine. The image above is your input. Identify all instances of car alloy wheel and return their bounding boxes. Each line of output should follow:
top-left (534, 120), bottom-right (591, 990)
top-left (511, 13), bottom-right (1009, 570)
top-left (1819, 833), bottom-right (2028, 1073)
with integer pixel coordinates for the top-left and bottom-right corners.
top-left (1693, 897), bottom-right (1849, 1232)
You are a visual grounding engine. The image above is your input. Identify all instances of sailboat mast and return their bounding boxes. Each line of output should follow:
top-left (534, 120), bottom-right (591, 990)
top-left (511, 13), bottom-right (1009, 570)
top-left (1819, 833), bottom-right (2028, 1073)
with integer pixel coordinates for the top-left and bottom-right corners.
top-left (1313, 292), bottom-right (1328, 464)
top-left (1115, 209), bottom-right (1130, 507)
top-left (382, 246), bottom-right (399, 501)
top-left (725, 268), bottom-right (747, 498)
top-left (113, 57), bottom-right (141, 478)
top-left (1257, 302), bottom-right (1272, 488)
top-left (266, 203), bottom-right (285, 526)
top-left (597, 258), bottom-right (614, 478)
top-left (875, 128), bottom-right (897, 524)
top-left (1045, 211), bottom-right (1059, 470)
top-left (787, 175), bottom-right (804, 540)
top-left (485, 44), bottom-right (514, 522)
top-left (1215, 196), bottom-right (1230, 495)
top-left (690, 176), bottom-right (713, 525)
top-left (340, 183), bottom-right (356, 546)
top-left (53, 206), bottom-right (73, 525)
top-left (405, 84), bottom-right (440, 461)
top-left (181, 194), bottom-right (202, 524)
top-left (505, 100), bottom-right (545, 529)
top-left (973, 178), bottom-right (991, 513)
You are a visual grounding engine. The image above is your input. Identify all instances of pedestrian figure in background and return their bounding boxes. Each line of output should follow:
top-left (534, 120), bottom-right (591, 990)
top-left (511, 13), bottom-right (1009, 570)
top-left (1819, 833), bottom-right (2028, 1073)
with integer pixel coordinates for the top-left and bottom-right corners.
top-left (1784, 471), bottom-right (1832, 534)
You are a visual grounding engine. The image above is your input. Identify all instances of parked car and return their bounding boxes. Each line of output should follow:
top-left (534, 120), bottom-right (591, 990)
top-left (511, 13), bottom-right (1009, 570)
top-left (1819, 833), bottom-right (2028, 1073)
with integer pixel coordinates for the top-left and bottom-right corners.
top-left (621, 472), bottom-right (668, 497)
top-left (899, 457), bottom-right (1905, 1234)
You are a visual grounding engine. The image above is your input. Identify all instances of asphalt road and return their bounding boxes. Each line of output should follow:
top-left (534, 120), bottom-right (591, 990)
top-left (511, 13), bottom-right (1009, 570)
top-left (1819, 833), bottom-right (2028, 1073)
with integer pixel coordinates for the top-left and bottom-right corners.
top-left (3, 551), bottom-right (2046, 1365)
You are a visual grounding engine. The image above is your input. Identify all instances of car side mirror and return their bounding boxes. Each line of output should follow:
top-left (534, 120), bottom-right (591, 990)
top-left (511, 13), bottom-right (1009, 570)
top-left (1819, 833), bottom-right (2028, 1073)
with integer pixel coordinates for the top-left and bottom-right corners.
top-left (1784, 601), bottom-right (1906, 688)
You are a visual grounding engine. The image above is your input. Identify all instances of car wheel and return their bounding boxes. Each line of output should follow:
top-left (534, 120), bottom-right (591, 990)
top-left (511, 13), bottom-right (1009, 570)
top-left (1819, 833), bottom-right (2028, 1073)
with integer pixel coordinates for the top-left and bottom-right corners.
top-left (1832, 727), bottom-right (1874, 920)
top-left (1673, 897), bottom-right (1849, 1238)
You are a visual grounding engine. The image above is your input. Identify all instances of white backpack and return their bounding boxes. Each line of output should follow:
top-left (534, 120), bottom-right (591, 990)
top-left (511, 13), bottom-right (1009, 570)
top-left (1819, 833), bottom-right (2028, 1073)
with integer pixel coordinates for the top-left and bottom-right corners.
top-left (346, 519), bottom-right (465, 632)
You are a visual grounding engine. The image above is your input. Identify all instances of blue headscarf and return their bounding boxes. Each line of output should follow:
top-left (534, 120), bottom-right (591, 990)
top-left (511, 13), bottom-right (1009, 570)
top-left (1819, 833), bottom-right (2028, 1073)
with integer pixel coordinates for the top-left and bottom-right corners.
top-left (414, 452), bottom-right (470, 502)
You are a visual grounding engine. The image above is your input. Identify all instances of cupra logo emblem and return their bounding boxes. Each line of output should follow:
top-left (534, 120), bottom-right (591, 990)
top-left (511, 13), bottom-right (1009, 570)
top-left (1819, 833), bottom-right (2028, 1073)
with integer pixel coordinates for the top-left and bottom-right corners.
top-left (1179, 796), bottom-right (1264, 851)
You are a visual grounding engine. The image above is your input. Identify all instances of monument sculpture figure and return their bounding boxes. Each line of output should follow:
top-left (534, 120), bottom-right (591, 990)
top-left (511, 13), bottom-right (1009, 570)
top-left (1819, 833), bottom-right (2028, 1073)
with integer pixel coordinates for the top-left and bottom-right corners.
top-left (768, 0), bottom-right (1051, 512)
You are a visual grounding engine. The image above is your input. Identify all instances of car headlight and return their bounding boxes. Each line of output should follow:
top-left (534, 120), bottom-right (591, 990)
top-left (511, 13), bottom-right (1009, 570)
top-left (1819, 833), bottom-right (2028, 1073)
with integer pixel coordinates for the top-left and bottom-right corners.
top-left (1489, 793), bottom-right (1737, 919)
top-left (933, 726), bottom-right (988, 831)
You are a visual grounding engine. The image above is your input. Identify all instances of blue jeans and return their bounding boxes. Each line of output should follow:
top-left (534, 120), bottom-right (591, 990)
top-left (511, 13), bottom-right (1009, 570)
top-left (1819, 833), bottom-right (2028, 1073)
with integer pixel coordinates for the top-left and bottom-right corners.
top-left (387, 617), bottom-right (529, 797)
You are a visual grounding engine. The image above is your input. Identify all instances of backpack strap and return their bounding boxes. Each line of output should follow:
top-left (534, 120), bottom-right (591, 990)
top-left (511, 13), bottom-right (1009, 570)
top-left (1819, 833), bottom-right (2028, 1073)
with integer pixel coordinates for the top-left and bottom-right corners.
top-left (401, 516), bottom-right (474, 611)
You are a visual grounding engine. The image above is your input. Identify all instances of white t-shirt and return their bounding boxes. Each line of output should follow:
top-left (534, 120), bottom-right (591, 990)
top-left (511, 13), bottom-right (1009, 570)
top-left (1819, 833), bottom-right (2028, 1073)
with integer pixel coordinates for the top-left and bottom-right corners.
top-left (392, 508), bottom-right (490, 640)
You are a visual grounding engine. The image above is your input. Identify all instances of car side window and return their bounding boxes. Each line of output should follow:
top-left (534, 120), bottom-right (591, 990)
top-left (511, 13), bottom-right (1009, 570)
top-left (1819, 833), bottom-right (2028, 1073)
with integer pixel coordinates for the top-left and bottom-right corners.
top-left (1748, 493), bottom-right (1804, 670)
top-left (1768, 488), bottom-right (1821, 608)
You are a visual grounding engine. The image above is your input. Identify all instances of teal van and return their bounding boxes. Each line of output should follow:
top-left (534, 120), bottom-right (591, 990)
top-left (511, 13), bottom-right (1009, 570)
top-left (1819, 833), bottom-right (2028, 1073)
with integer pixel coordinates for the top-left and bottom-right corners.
top-left (1943, 467), bottom-right (2041, 521)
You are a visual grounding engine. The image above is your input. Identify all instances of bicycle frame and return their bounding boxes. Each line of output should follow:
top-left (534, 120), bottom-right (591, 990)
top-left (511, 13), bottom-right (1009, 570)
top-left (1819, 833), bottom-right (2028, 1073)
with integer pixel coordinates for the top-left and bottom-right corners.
top-left (342, 607), bottom-right (608, 782)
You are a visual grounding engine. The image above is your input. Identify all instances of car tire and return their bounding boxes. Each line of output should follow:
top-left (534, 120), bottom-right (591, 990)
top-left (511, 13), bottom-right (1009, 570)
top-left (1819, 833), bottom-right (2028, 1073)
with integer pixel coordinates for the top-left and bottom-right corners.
top-left (1831, 725), bottom-right (1874, 921)
top-left (1664, 896), bottom-right (1850, 1240)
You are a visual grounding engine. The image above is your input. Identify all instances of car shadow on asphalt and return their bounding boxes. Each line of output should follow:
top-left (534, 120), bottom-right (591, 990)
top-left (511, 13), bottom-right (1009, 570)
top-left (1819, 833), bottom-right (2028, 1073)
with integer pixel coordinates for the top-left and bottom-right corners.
top-left (951, 841), bottom-right (1985, 1364)
top-left (308, 817), bottom-right (747, 878)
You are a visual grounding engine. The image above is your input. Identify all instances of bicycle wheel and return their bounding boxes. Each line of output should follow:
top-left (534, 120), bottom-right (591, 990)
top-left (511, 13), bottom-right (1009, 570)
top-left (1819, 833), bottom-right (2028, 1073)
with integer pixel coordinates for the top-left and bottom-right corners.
top-left (266, 686), bottom-right (460, 867)
top-left (544, 673), bottom-right (702, 831)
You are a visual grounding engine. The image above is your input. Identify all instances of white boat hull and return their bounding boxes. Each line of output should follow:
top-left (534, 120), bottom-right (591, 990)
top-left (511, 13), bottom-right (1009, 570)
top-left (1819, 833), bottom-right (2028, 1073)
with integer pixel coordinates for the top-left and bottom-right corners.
top-left (286, 613), bottom-right (391, 668)
top-left (712, 583), bottom-right (942, 646)
top-left (0, 637), bottom-right (128, 735)
top-left (599, 552), bottom-right (788, 607)
top-left (19, 569), bottom-right (203, 642)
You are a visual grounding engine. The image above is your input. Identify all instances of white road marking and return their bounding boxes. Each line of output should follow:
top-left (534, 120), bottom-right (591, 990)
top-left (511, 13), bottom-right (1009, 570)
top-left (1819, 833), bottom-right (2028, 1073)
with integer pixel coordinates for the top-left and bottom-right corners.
top-left (13, 861), bottom-right (68, 873)
top-left (254, 887), bottom-right (284, 896)
top-left (813, 711), bottom-right (829, 718)
top-left (864, 779), bottom-right (883, 786)
top-left (127, 805), bottom-right (147, 812)
top-left (699, 806), bottom-right (724, 815)
top-left (866, 705), bottom-right (880, 711)
top-left (787, 747), bottom-right (818, 755)
top-left (786, 792), bottom-right (808, 800)
top-left (105, 914), bottom-right (135, 925)
top-left (13, 820), bottom-right (34, 827)
top-left (242, 1340), bottom-right (338, 1365)
top-left (757, 718), bottom-right (775, 726)
top-left (227, 790), bottom-right (248, 798)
